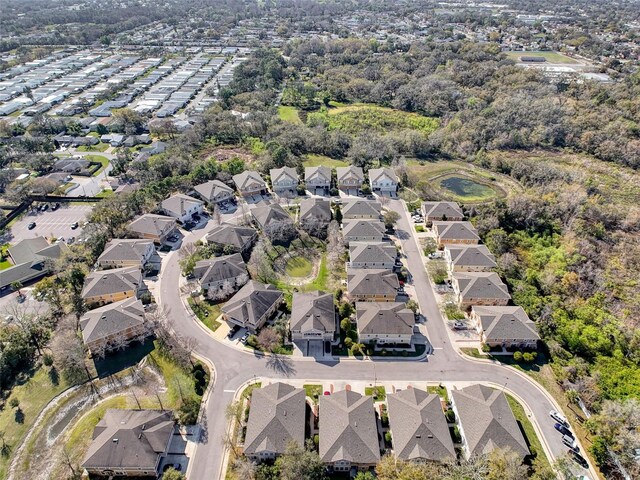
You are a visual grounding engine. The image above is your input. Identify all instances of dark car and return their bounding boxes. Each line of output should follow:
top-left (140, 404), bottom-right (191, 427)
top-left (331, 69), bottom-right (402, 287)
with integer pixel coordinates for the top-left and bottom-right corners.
top-left (71, 222), bottom-right (79, 229)
top-left (39, 204), bottom-right (48, 212)
top-left (51, 202), bottom-right (61, 211)
top-left (554, 423), bottom-right (572, 436)
top-left (27, 222), bottom-right (36, 229)
top-left (568, 449), bottom-right (588, 468)
top-left (227, 325), bottom-right (240, 339)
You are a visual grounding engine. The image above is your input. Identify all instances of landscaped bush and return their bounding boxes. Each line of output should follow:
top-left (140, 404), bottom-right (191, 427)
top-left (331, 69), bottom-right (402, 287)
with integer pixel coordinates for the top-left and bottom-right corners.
top-left (481, 344), bottom-right (491, 353)
top-left (444, 303), bottom-right (465, 320)
top-left (415, 225), bottom-right (425, 232)
top-left (513, 351), bottom-right (523, 362)
top-left (344, 337), bottom-right (353, 348)
top-left (247, 335), bottom-right (259, 348)
top-left (384, 431), bottom-right (392, 445)
top-left (445, 408), bottom-right (455, 423)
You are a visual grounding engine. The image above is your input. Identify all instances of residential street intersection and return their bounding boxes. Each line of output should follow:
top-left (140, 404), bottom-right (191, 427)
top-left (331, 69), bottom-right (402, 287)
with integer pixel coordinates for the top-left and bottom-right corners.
top-left (158, 198), bottom-right (595, 480)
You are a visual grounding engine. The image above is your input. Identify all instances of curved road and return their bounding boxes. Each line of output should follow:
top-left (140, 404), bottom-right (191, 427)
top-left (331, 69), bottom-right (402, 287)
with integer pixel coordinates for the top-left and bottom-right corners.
top-left (158, 199), bottom-right (592, 480)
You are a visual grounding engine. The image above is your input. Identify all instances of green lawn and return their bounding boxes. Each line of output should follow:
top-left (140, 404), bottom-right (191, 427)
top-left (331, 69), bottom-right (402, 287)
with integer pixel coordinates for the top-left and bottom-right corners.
top-left (286, 256), bottom-right (313, 277)
top-left (187, 297), bottom-right (222, 331)
top-left (302, 154), bottom-right (348, 168)
top-left (278, 105), bottom-right (302, 124)
top-left (303, 384), bottom-right (323, 401)
top-left (364, 386), bottom-right (386, 401)
top-left (241, 382), bottom-right (262, 400)
top-left (427, 385), bottom-right (450, 404)
top-left (303, 254), bottom-right (328, 291)
top-left (0, 367), bottom-right (70, 479)
top-left (506, 394), bottom-right (550, 468)
top-left (83, 154), bottom-right (110, 176)
top-left (77, 142), bottom-right (109, 152)
top-left (95, 189), bottom-right (115, 198)
top-left (505, 51), bottom-right (578, 64)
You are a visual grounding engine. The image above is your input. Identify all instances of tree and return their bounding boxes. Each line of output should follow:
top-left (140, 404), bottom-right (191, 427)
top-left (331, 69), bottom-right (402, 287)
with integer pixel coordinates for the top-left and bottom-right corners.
top-left (162, 467), bottom-right (185, 480)
top-left (232, 457), bottom-right (257, 480)
top-left (376, 454), bottom-right (444, 479)
top-left (383, 210), bottom-right (400, 230)
top-left (340, 318), bottom-right (352, 332)
top-left (513, 351), bottom-right (523, 362)
top-left (487, 447), bottom-right (529, 480)
top-left (112, 108), bottom-right (144, 135)
top-left (355, 472), bottom-right (376, 480)
top-left (405, 300), bottom-right (419, 313)
top-left (258, 327), bottom-right (281, 352)
top-left (275, 441), bottom-right (326, 480)
top-left (247, 239), bottom-right (277, 283)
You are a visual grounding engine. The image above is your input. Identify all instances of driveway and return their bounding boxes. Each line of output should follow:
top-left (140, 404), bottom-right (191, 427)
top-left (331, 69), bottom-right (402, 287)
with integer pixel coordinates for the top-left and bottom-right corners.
top-left (157, 199), bottom-right (594, 480)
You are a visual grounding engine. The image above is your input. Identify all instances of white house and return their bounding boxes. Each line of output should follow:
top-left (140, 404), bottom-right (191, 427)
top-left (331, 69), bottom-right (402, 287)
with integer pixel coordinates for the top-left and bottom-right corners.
top-left (161, 193), bottom-right (204, 223)
top-left (368, 167), bottom-right (398, 195)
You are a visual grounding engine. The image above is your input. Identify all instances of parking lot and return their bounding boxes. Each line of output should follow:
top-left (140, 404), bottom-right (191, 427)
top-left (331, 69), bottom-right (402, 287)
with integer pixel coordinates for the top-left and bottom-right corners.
top-left (9, 203), bottom-right (94, 244)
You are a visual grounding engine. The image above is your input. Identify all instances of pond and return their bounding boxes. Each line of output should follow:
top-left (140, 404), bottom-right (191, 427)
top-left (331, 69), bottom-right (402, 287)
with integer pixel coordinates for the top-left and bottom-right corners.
top-left (438, 175), bottom-right (497, 201)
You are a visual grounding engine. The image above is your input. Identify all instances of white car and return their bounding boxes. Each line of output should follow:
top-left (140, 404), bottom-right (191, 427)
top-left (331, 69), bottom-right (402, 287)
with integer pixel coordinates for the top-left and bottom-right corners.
top-left (550, 410), bottom-right (568, 426)
top-left (562, 434), bottom-right (578, 451)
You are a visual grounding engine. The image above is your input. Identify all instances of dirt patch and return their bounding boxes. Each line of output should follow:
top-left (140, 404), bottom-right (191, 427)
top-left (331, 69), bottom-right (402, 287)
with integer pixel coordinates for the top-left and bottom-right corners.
top-left (202, 146), bottom-right (257, 164)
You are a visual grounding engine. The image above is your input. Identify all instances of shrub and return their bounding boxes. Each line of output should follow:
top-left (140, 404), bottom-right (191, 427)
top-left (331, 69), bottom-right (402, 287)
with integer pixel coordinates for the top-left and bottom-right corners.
top-left (42, 353), bottom-right (54, 366)
top-left (313, 434), bottom-right (319, 446)
top-left (178, 397), bottom-right (200, 425)
top-left (513, 351), bottom-right (523, 362)
top-left (523, 352), bottom-right (534, 363)
top-left (247, 335), bottom-right (259, 348)
top-left (445, 408), bottom-right (455, 423)
top-left (9, 398), bottom-right (19, 409)
top-left (415, 225), bottom-right (425, 232)
top-left (452, 425), bottom-right (462, 443)
top-left (340, 318), bottom-right (352, 332)
top-left (481, 344), bottom-right (491, 353)
top-left (344, 337), bottom-right (353, 348)
top-left (384, 431), bottom-right (392, 445)
top-left (381, 412), bottom-right (389, 427)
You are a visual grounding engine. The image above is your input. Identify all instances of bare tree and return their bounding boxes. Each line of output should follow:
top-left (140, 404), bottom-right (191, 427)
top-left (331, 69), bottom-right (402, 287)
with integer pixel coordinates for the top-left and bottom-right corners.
top-left (232, 457), bottom-right (257, 480)
top-left (247, 239), bottom-right (277, 283)
top-left (258, 327), bottom-right (281, 352)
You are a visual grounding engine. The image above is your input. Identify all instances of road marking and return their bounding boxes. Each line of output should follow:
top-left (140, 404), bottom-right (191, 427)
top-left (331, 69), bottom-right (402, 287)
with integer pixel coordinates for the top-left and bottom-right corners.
top-left (433, 347), bottom-right (443, 350)
top-left (223, 389), bottom-right (235, 393)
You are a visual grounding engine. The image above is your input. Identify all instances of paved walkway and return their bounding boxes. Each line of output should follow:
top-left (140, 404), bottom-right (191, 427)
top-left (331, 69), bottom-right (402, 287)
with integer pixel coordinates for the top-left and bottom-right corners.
top-left (157, 197), bottom-right (595, 480)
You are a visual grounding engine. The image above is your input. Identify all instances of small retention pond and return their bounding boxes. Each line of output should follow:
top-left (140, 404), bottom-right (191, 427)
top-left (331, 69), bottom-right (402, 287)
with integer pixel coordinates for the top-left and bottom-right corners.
top-left (438, 175), bottom-right (498, 201)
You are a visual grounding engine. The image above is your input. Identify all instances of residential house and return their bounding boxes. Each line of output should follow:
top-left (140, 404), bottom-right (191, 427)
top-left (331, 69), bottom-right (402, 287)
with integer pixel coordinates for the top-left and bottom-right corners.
top-left (82, 409), bottom-right (174, 477)
top-left (96, 239), bottom-right (155, 270)
top-left (270, 167), bottom-right (299, 197)
top-left (221, 281), bottom-right (283, 333)
top-left (140, 141), bottom-right (167, 155)
top-left (305, 165), bottom-right (331, 195)
top-left (347, 268), bottom-right (399, 302)
top-left (244, 383), bottom-right (306, 461)
top-left (299, 198), bottom-right (331, 230)
top-left (341, 199), bottom-right (382, 220)
top-left (81, 266), bottom-right (144, 307)
top-left (432, 221), bottom-right (480, 246)
top-left (80, 298), bottom-right (148, 355)
top-left (355, 302), bottom-right (413, 345)
top-left (451, 385), bottom-right (529, 460)
top-left (193, 179), bottom-right (234, 205)
top-left (348, 242), bottom-right (397, 270)
top-left (204, 223), bottom-right (257, 254)
top-left (251, 203), bottom-right (293, 230)
top-left (336, 166), bottom-right (364, 195)
top-left (422, 202), bottom-right (464, 224)
top-left (0, 237), bottom-right (69, 290)
top-left (232, 171), bottom-right (266, 197)
top-left (319, 390), bottom-right (380, 472)
top-left (342, 220), bottom-right (386, 243)
top-left (161, 193), bottom-right (204, 224)
top-left (127, 214), bottom-right (177, 244)
top-left (471, 305), bottom-right (540, 349)
top-left (444, 245), bottom-right (497, 272)
top-left (368, 167), bottom-right (398, 195)
top-left (290, 291), bottom-right (337, 342)
top-left (193, 253), bottom-right (247, 294)
top-left (387, 388), bottom-right (456, 462)
top-left (452, 272), bottom-right (511, 308)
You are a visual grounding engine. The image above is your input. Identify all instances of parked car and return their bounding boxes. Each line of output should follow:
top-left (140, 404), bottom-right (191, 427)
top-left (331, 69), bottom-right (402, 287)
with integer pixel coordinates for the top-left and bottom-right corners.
top-left (562, 435), bottom-right (578, 451)
top-left (27, 222), bottom-right (36, 229)
top-left (453, 321), bottom-right (466, 330)
top-left (51, 202), bottom-right (61, 211)
top-left (554, 423), bottom-right (572, 436)
top-left (66, 237), bottom-right (75, 244)
top-left (240, 333), bottom-right (249, 344)
top-left (227, 325), bottom-right (240, 339)
top-left (71, 221), bottom-right (79, 229)
top-left (550, 410), bottom-right (568, 426)
top-left (39, 204), bottom-right (48, 212)
top-left (568, 449), bottom-right (588, 468)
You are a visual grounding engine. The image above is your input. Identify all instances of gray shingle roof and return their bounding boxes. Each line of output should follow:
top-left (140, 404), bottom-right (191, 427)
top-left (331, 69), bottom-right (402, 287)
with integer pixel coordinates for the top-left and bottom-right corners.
top-left (305, 165), bottom-right (331, 184)
top-left (387, 388), bottom-right (456, 462)
top-left (221, 281), bottom-right (283, 329)
top-left (320, 390), bottom-right (380, 465)
top-left (193, 180), bottom-right (233, 203)
top-left (8, 236), bottom-right (50, 264)
top-left (347, 268), bottom-right (399, 297)
top-left (452, 385), bottom-right (529, 459)
top-left (368, 167), bottom-right (398, 184)
top-left (205, 223), bottom-right (256, 250)
top-left (446, 245), bottom-right (497, 269)
top-left (349, 242), bottom-right (396, 265)
top-left (299, 198), bottom-right (331, 223)
top-left (473, 306), bottom-right (540, 343)
top-left (193, 253), bottom-right (246, 286)
top-left (232, 170), bottom-right (265, 190)
top-left (244, 383), bottom-right (306, 456)
top-left (80, 297), bottom-right (146, 344)
top-left (82, 409), bottom-right (174, 471)
top-left (290, 291), bottom-right (336, 334)
top-left (82, 266), bottom-right (142, 300)
top-left (270, 167), bottom-right (298, 184)
top-left (433, 221), bottom-right (479, 242)
top-left (0, 237), bottom-right (68, 289)
top-left (161, 193), bottom-right (203, 217)
top-left (97, 239), bottom-right (153, 265)
top-left (453, 272), bottom-right (511, 302)
top-left (342, 220), bottom-right (386, 239)
top-left (423, 201), bottom-right (464, 220)
top-left (251, 203), bottom-right (293, 229)
top-left (336, 166), bottom-right (364, 184)
top-left (342, 199), bottom-right (382, 219)
top-left (356, 302), bottom-right (413, 336)
top-left (127, 214), bottom-right (176, 238)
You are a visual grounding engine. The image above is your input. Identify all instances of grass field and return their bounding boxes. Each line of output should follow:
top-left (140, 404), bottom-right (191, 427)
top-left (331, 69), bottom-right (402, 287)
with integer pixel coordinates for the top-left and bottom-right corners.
top-left (187, 297), bottom-right (222, 331)
top-left (84, 154), bottom-right (110, 176)
top-left (278, 105), bottom-right (303, 124)
top-left (506, 394), bottom-right (550, 469)
top-left (364, 386), bottom-right (386, 401)
top-left (308, 104), bottom-right (439, 135)
top-left (285, 256), bottom-right (313, 277)
top-left (0, 367), bottom-right (70, 479)
top-left (77, 142), bottom-right (109, 152)
top-left (302, 154), bottom-right (348, 168)
top-left (505, 51), bottom-right (578, 64)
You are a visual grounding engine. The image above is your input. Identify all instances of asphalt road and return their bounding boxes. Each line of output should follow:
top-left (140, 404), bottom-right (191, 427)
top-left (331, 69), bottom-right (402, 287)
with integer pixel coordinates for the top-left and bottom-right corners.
top-left (158, 198), bottom-right (593, 480)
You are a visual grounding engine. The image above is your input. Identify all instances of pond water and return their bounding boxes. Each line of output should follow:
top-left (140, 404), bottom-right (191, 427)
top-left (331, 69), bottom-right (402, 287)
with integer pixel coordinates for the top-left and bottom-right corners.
top-left (439, 176), bottom-right (496, 200)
